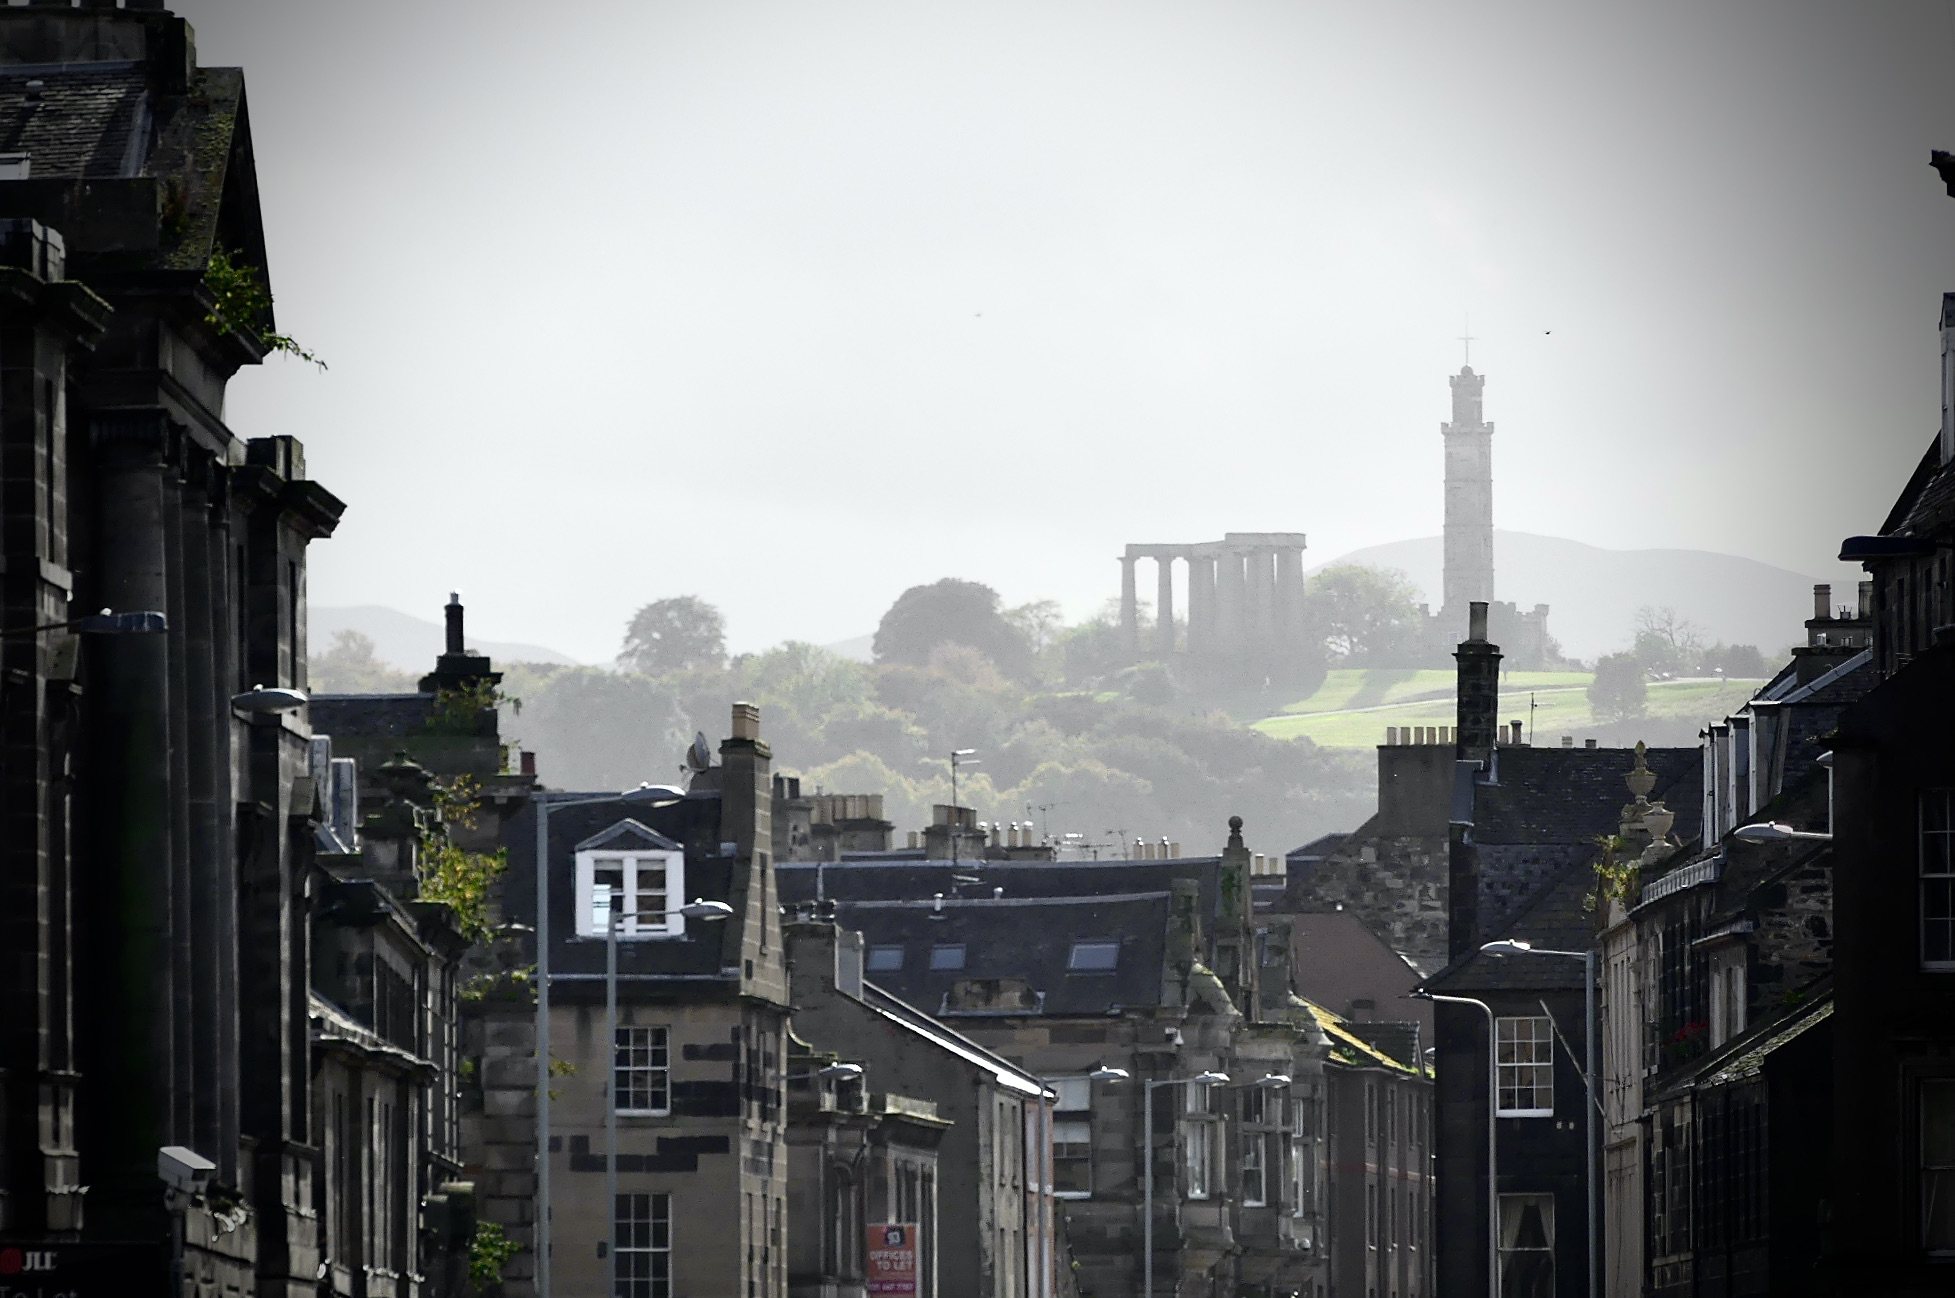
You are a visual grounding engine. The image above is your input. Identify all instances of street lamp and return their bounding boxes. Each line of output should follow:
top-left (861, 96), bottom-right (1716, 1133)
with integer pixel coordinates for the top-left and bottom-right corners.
top-left (534, 781), bottom-right (688, 1298)
top-left (598, 887), bottom-right (730, 1293)
top-left (1482, 938), bottom-right (1599, 1298)
top-left (231, 685), bottom-right (307, 714)
top-left (1416, 989), bottom-right (1499, 1298)
top-left (1142, 1070), bottom-right (1230, 1298)
top-left (1731, 821), bottom-right (1832, 843)
top-left (0, 607), bottom-right (168, 637)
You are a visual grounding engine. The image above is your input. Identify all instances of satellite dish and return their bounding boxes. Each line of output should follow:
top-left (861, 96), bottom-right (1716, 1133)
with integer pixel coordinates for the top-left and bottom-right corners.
top-left (687, 732), bottom-right (712, 771)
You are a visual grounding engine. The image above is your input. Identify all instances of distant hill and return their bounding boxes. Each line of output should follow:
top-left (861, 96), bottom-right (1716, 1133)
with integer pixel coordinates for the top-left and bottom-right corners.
top-left (1311, 531), bottom-right (1828, 662)
top-left (822, 633), bottom-right (875, 663)
top-left (311, 605), bottom-right (580, 672)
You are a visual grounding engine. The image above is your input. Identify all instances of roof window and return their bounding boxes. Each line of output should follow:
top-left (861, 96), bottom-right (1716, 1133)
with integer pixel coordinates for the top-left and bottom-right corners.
top-left (866, 945), bottom-right (904, 972)
top-left (1068, 940), bottom-right (1120, 971)
top-left (0, 154), bottom-right (30, 181)
top-left (930, 943), bottom-right (966, 971)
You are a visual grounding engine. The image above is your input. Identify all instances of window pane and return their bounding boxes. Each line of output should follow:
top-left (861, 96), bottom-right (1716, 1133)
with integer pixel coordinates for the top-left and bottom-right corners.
top-left (616, 1192), bottom-right (672, 1298)
top-left (1050, 1078), bottom-right (1092, 1113)
top-left (1068, 941), bottom-right (1120, 970)
top-left (615, 1026), bottom-right (670, 1113)
top-left (866, 945), bottom-right (904, 971)
top-left (1054, 1120), bottom-right (1092, 1195)
top-left (593, 862), bottom-right (624, 931)
top-left (634, 857), bottom-right (667, 930)
top-left (1497, 1018), bottom-right (1554, 1113)
top-left (930, 944), bottom-right (966, 970)
top-left (1498, 1193), bottom-right (1554, 1298)
top-left (1925, 1080), bottom-right (1955, 1252)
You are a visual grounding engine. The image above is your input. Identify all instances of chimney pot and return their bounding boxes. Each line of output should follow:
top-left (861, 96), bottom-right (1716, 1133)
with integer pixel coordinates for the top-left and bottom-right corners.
top-left (1859, 580), bottom-right (1873, 619)
top-left (1813, 584), bottom-right (1830, 621)
top-left (444, 592), bottom-right (464, 655)
top-left (1585, 738), bottom-right (1598, 749)
top-left (520, 750), bottom-right (536, 777)
top-left (1469, 600), bottom-right (1489, 641)
top-left (730, 702), bottom-right (761, 740)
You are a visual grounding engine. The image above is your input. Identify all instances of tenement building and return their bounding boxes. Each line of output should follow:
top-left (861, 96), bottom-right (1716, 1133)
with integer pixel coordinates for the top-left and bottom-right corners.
top-left (0, 6), bottom-right (355, 1293)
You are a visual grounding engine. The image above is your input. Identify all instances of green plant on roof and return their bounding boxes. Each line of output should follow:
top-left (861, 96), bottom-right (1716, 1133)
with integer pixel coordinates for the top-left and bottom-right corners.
top-left (202, 247), bottom-right (325, 369)
top-left (1584, 834), bottom-right (1639, 914)
top-left (468, 1220), bottom-right (521, 1290)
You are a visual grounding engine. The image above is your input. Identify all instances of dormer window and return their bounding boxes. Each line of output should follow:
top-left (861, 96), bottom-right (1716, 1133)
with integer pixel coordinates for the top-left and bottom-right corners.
top-left (573, 819), bottom-right (686, 939)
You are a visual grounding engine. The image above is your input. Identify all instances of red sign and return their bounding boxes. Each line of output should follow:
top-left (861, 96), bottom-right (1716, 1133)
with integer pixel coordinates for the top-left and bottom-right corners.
top-left (866, 1222), bottom-right (919, 1295)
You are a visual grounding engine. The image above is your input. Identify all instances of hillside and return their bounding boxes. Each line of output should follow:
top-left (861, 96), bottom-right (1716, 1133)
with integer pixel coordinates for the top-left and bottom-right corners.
top-left (1313, 531), bottom-right (1830, 661)
top-left (312, 605), bottom-right (580, 671)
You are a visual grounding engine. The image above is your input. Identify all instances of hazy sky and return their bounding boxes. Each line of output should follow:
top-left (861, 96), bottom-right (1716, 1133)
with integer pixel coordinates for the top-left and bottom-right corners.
top-left (177, 1), bottom-right (1955, 661)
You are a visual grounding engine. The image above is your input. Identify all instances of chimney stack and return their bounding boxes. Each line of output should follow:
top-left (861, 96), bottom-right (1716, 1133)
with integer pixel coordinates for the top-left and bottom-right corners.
top-left (1942, 293), bottom-right (1955, 464)
top-left (1859, 581), bottom-right (1874, 618)
top-left (1813, 584), bottom-right (1831, 621)
top-left (1454, 600), bottom-right (1502, 764)
top-left (445, 591), bottom-right (464, 655)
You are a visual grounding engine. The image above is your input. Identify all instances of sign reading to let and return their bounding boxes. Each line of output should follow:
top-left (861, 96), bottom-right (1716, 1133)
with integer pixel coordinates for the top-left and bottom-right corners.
top-left (0, 1241), bottom-right (165, 1296)
top-left (865, 1222), bottom-right (919, 1296)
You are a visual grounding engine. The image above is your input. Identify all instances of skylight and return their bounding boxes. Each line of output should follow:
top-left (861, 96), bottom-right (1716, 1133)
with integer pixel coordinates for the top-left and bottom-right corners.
top-left (930, 944), bottom-right (966, 971)
top-left (1068, 940), bottom-right (1119, 971)
top-left (866, 945), bottom-right (904, 972)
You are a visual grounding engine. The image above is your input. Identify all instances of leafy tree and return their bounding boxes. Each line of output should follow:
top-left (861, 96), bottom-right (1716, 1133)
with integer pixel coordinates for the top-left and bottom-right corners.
top-left (1703, 643), bottom-right (1769, 678)
top-left (1588, 651), bottom-right (1649, 721)
top-left (873, 579), bottom-right (1032, 678)
top-left (310, 630), bottom-right (417, 694)
top-left (620, 596), bottom-right (727, 675)
top-left (1306, 565), bottom-right (1424, 663)
top-left (517, 667), bottom-right (686, 791)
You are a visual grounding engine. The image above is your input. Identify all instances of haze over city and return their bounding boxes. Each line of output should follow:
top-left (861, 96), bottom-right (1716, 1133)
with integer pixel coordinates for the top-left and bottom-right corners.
top-left (177, 0), bottom-right (1955, 660)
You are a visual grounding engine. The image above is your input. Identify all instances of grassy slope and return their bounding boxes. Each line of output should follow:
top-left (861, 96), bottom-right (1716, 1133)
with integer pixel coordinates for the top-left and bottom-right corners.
top-left (1253, 667), bottom-right (1763, 748)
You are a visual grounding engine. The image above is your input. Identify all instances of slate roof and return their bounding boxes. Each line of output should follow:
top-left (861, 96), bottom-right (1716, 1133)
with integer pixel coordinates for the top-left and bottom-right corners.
top-left (311, 694), bottom-right (435, 740)
top-left (1422, 861), bottom-right (1595, 994)
top-left (826, 892), bottom-right (1174, 1018)
top-left (1295, 998), bottom-right (1420, 1074)
top-left (857, 981), bottom-right (1046, 1098)
top-left (780, 856), bottom-right (1226, 921)
top-left (1474, 746), bottom-right (1702, 846)
top-left (0, 63), bottom-right (150, 177)
top-left (1884, 432), bottom-right (1955, 536)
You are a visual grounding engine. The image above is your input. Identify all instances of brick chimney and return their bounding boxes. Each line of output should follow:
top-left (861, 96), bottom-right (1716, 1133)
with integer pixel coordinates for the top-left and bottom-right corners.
top-left (1453, 600), bottom-right (1502, 765)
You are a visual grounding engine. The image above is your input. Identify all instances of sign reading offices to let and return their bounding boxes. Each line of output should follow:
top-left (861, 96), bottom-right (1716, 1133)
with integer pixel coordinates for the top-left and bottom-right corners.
top-left (866, 1223), bottom-right (919, 1296)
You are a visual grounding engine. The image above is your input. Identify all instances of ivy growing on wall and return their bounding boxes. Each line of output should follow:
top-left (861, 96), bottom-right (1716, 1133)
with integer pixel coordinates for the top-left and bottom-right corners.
top-left (202, 247), bottom-right (325, 369)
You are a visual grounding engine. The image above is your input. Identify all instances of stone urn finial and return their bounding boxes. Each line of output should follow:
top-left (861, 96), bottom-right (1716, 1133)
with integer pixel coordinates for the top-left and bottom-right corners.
top-left (1625, 742), bottom-right (1657, 799)
top-left (1227, 815), bottom-right (1245, 850)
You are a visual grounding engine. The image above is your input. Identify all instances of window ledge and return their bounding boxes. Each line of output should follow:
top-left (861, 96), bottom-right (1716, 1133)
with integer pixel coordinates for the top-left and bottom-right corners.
top-left (1496, 1108), bottom-right (1555, 1119)
top-left (1052, 1191), bottom-right (1092, 1201)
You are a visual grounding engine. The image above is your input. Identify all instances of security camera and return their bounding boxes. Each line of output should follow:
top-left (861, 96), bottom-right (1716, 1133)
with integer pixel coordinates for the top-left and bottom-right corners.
top-left (158, 1145), bottom-right (216, 1195)
top-left (1165, 1027), bottom-right (1183, 1046)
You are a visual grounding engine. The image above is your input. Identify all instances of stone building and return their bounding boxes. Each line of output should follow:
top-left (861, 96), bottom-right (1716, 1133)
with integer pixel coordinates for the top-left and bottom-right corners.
top-left (1116, 532), bottom-right (1314, 680)
top-left (0, 5), bottom-right (363, 1292)
top-left (776, 827), bottom-right (1392, 1298)
top-left (467, 703), bottom-right (789, 1298)
top-left (783, 913), bottom-right (1049, 1298)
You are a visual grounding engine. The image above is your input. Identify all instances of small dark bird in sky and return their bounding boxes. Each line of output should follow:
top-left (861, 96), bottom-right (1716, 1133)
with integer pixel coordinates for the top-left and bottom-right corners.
top-left (1544, 330), bottom-right (1552, 335)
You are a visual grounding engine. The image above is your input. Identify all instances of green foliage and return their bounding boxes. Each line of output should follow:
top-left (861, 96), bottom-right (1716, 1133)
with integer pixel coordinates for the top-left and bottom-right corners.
top-left (1632, 606), bottom-right (1770, 680)
top-left (874, 578), bottom-right (1033, 679)
top-left (310, 629), bottom-right (417, 693)
top-left (1583, 834), bottom-right (1639, 913)
top-left (426, 680), bottom-right (515, 736)
top-left (469, 1221), bottom-right (521, 1290)
top-left (417, 777), bottom-right (508, 943)
top-left (1588, 652), bottom-right (1648, 722)
top-left (620, 596), bottom-right (727, 674)
top-left (202, 247), bottom-right (325, 369)
top-left (1306, 565), bottom-right (1424, 663)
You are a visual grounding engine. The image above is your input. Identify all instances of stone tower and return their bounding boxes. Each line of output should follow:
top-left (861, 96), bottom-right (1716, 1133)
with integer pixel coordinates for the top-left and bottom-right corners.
top-left (1441, 365), bottom-right (1495, 626)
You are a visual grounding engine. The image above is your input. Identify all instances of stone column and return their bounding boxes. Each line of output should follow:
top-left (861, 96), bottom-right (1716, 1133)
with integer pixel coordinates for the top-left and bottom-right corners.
top-left (1187, 554), bottom-right (1213, 660)
top-left (1243, 547), bottom-right (1271, 654)
top-left (1278, 547), bottom-right (1306, 644)
top-left (1217, 549), bottom-right (1244, 658)
top-left (1120, 554), bottom-right (1139, 658)
top-left (1155, 554), bottom-right (1175, 658)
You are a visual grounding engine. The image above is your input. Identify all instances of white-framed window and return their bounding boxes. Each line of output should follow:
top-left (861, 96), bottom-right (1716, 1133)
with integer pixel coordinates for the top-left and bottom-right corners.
top-left (1290, 1131), bottom-right (1317, 1238)
top-left (1498, 1193), bottom-right (1554, 1298)
top-left (575, 848), bottom-right (686, 939)
top-left (1051, 1078), bottom-right (1094, 1198)
top-left (1241, 1131), bottom-right (1267, 1206)
top-left (1496, 1017), bottom-right (1555, 1117)
top-left (1922, 1078), bottom-right (1955, 1253)
top-left (1921, 790), bottom-right (1955, 969)
top-left (616, 1192), bottom-right (672, 1298)
top-left (615, 1026), bottom-right (670, 1115)
top-left (1185, 1118), bottom-right (1213, 1200)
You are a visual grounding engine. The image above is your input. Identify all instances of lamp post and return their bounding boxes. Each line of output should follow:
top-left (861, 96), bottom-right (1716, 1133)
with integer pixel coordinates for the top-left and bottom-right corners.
top-left (1418, 990), bottom-right (1499, 1298)
top-left (1, 607), bottom-right (168, 637)
top-left (1142, 1070), bottom-right (1229, 1298)
top-left (599, 889), bottom-right (731, 1290)
top-left (1481, 938), bottom-right (1598, 1298)
top-left (534, 781), bottom-right (686, 1298)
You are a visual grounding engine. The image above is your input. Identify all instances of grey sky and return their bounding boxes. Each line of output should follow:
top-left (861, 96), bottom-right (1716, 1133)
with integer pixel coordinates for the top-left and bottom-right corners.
top-left (178, 1), bottom-right (1955, 661)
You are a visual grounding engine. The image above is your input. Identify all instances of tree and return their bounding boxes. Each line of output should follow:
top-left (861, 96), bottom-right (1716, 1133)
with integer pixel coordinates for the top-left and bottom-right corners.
top-left (1305, 565), bottom-right (1424, 663)
top-left (872, 579), bottom-right (1032, 678)
top-left (309, 629), bottom-right (417, 693)
top-left (1633, 606), bottom-right (1704, 676)
top-left (619, 596), bottom-right (726, 675)
top-left (1704, 643), bottom-right (1769, 678)
top-left (1588, 651), bottom-right (1648, 721)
